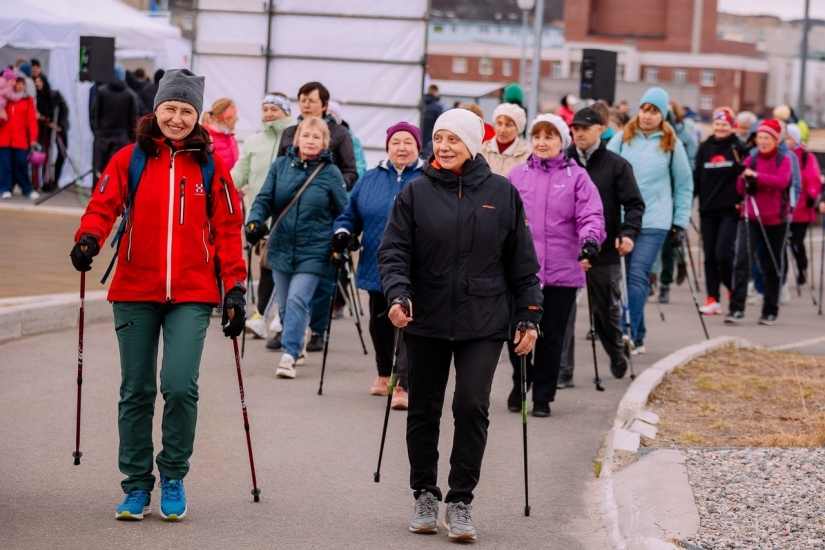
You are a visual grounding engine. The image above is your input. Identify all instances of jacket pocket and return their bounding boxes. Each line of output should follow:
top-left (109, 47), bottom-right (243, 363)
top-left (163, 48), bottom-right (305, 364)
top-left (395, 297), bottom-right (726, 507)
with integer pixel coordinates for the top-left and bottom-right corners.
top-left (467, 275), bottom-right (507, 297)
top-left (179, 177), bottom-right (186, 225)
top-left (115, 321), bottom-right (134, 332)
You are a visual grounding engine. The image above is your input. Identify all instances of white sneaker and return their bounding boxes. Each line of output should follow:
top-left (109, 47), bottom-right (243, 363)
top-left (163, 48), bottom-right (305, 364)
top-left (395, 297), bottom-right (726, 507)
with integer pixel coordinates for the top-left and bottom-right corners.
top-left (631, 344), bottom-right (646, 356)
top-left (276, 354), bottom-right (296, 378)
top-left (747, 293), bottom-right (764, 306)
top-left (699, 298), bottom-right (722, 315)
top-left (28, 190), bottom-right (40, 200)
top-left (779, 283), bottom-right (790, 304)
top-left (268, 310), bottom-right (282, 333)
top-left (1, 191), bottom-right (10, 199)
top-left (245, 311), bottom-right (267, 339)
top-left (747, 281), bottom-right (755, 297)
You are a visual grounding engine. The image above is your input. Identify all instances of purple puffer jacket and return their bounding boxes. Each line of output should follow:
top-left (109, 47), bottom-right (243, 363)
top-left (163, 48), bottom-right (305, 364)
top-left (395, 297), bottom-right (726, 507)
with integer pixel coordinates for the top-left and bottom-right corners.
top-left (508, 154), bottom-right (606, 288)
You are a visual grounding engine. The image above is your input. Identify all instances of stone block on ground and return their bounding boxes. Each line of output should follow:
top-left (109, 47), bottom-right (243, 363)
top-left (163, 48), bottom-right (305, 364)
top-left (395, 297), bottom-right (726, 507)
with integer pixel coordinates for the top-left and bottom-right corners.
top-left (627, 418), bottom-right (658, 440)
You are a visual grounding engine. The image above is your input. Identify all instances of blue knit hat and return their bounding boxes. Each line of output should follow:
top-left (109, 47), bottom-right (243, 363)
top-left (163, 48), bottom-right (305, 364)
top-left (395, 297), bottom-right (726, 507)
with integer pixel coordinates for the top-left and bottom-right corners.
top-left (639, 87), bottom-right (669, 117)
top-left (18, 61), bottom-right (32, 77)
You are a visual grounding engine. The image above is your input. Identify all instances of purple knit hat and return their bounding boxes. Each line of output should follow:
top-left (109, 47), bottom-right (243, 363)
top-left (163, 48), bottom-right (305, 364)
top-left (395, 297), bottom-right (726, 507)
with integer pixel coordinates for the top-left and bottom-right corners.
top-left (386, 122), bottom-right (421, 151)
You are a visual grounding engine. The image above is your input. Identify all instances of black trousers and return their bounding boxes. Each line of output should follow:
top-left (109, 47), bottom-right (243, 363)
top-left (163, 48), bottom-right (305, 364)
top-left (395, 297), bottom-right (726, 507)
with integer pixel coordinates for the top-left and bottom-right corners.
top-left (784, 222), bottom-right (810, 283)
top-left (730, 219), bottom-right (785, 316)
top-left (700, 215), bottom-right (738, 301)
top-left (257, 264), bottom-right (274, 317)
top-left (587, 264), bottom-right (625, 364)
top-left (507, 286), bottom-right (577, 403)
top-left (559, 300), bottom-right (576, 379)
top-left (367, 291), bottom-right (407, 389)
top-left (405, 334), bottom-right (502, 505)
top-left (93, 131), bottom-right (129, 188)
top-left (54, 132), bottom-right (68, 184)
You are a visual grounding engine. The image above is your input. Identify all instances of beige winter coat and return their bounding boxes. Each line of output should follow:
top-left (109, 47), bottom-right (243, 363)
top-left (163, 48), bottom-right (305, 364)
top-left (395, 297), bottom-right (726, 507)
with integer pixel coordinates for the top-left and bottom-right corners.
top-left (479, 138), bottom-right (532, 177)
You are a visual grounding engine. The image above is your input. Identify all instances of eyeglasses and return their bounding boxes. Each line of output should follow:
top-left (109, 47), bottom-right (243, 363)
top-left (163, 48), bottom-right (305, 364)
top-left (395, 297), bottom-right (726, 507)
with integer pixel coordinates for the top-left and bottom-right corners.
top-left (298, 98), bottom-right (322, 106)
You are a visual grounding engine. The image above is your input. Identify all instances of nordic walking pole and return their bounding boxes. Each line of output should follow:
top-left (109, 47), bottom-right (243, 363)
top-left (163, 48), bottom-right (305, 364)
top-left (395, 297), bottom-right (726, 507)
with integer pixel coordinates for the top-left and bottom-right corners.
top-left (348, 255), bottom-right (365, 317)
top-left (676, 242), bottom-right (710, 340)
top-left (585, 277), bottom-right (605, 392)
top-left (809, 225), bottom-right (815, 291)
top-left (73, 268), bottom-right (86, 465)
top-left (786, 241), bottom-right (803, 298)
top-left (619, 250), bottom-right (636, 381)
top-left (228, 309), bottom-right (261, 502)
top-left (516, 322), bottom-right (531, 516)
top-left (819, 218), bottom-right (824, 315)
top-left (319, 256), bottom-right (343, 395)
top-left (346, 276), bottom-right (368, 355)
top-left (374, 321), bottom-right (405, 483)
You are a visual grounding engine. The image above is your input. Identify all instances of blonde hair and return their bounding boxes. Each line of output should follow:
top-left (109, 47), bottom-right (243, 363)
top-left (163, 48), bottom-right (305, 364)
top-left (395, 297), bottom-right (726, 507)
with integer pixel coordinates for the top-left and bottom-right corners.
top-left (295, 116), bottom-right (331, 149)
top-left (621, 104), bottom-right (676, 153)
top-left (462, 103), bottom-right (484, 119)
top-left (201, 98), bottom-right (234, 125)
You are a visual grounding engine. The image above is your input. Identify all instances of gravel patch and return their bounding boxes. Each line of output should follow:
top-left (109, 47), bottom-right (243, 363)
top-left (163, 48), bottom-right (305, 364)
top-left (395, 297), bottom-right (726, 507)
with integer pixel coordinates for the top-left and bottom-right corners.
top-left (681, 447), bottom-right (825, 549)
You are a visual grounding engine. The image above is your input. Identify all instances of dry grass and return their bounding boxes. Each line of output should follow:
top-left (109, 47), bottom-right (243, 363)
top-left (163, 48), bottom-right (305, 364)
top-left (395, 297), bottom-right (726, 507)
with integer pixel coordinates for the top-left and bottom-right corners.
top-left (645, 348), bottom-right (825, 447)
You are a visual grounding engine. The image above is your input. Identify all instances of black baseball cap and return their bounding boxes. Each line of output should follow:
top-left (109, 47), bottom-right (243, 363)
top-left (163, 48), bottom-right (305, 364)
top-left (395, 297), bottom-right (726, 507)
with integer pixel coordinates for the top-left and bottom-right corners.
top-left (571, 107), bottom-right (604, 127)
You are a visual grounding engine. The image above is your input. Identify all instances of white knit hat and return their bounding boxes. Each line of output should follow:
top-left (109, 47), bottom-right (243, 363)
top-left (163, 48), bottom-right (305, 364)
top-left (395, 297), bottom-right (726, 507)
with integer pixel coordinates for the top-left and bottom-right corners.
top-left (493, 103), bottom-right (527, 134)
top-left (529, 113), bottom-right (572, 150)
top-left (432, 108), bottom-right (484, 158)
top-left (786, 123), bottom-right (802, 147)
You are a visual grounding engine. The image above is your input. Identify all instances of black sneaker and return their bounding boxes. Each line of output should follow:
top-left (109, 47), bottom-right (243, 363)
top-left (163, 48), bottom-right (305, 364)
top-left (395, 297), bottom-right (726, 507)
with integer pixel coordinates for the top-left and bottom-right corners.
top-left (610, 358), bottom-right (628, 379)
top-left (265, 332), bottom-right (283, 350)
top-left (724, 311), bottom-right (744, 324)
top-left (658, 285), bottom-right (670, 304)
top-left (532, 402), bottom-right (551, 417)
top-left (556, 375), bottom-right (575, 389)
top-left (758, 314), bottom-right (778, 326)
top-left (306, 332), bottom-right (324, 352)
top-left (507, 387), bottom-right (521, 412)
top-left (585, 331), bottom-right (598, 341)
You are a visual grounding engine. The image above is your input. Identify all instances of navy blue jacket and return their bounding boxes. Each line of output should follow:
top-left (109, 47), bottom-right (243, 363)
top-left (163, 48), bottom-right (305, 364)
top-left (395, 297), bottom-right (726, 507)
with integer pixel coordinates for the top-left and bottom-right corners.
top-left (334, 159), bottom-right (424, 292)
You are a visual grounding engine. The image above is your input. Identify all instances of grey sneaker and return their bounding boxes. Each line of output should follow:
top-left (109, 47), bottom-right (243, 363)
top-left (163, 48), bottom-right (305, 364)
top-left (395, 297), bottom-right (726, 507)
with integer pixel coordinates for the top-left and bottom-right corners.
top-left (443, 502), bottom-right (477, 541)
top-left (409, 492), bottom-right (439, 534)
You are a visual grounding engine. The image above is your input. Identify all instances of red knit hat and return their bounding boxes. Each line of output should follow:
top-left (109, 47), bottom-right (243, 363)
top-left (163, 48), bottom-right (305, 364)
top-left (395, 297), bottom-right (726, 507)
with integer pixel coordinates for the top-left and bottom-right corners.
top-left (756, 118), bottom-right (782, 142)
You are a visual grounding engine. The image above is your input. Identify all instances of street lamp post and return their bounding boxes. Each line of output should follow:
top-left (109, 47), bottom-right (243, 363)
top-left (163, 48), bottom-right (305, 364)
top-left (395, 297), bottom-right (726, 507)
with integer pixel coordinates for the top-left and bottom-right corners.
top-left (527, 0), bottom-right (544, 123)
top-left (797, 0), bottom-right (811, 120)
top-left (516, 0), bottom-right (535, 94)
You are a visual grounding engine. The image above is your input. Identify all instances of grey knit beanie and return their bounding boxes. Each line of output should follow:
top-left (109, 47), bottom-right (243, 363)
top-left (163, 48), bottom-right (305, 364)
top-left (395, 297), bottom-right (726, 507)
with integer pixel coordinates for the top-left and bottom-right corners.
top-left (153, 69), bottom-right (205, 116)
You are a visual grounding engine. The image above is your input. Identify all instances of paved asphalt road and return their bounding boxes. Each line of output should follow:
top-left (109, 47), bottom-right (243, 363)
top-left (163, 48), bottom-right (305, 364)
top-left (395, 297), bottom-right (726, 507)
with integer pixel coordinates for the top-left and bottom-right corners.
top-left (1, 203), bottom-right (824, 549)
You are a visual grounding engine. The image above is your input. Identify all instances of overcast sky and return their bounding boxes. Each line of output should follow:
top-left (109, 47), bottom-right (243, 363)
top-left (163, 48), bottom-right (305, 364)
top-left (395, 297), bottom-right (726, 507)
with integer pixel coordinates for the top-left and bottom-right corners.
top-left (718, 0), bottom-right (825, 20)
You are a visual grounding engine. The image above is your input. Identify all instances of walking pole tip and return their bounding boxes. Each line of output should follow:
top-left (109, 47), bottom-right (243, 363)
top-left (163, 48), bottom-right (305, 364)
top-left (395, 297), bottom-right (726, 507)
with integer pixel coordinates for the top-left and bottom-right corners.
top-left (374, 472), bottom-right (380, 483)
top-left (251, 488), bottom-right (261, 502)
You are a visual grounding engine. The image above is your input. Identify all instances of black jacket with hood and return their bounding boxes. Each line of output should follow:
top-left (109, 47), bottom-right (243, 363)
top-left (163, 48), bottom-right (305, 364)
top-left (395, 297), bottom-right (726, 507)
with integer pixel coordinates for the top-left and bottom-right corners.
top-left (694, 134), bottom-right (749, 218)
top-left (278, 113), bottom-right (358, 190)
top-left (377, 155), bottom-right (543, 341)
top-left (566, 140), bottom-right (645, 265)
top-left (90, 79), bottom-right (140, 136)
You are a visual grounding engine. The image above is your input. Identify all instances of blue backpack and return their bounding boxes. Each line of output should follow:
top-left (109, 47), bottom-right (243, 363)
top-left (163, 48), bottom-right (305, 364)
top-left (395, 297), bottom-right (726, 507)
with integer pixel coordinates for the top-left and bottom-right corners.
top-left (100, 146), bottom-right (215, 284)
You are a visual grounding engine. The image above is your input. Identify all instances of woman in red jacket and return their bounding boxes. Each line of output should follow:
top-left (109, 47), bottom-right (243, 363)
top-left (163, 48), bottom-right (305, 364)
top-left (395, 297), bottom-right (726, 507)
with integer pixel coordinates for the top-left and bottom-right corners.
top-left (0, 76), bottom-right (38, 200)
top-left (69, 69), bottom-right (247, 522)
top-left (727, 119), bottom-right (793, 326)
top-left (784, 123), bottom-right (822, 286)
top-left (202, 98), bottom-right (240, 170)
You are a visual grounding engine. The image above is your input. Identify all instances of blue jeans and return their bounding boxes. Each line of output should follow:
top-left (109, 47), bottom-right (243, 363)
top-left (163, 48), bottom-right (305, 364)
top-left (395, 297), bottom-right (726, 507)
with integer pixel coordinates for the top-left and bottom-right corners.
top-left (622, 228), bottom-right (668, 343)
top-left (272, 270), bottom-right (321, 359)
top-left (309, 275), bottom-right (335, 334)
top-left (0, 147), bottom-right (33, 196)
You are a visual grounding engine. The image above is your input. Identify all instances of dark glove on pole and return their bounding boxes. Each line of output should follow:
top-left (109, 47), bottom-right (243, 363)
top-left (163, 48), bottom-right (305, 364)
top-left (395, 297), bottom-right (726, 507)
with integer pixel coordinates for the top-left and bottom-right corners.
top-left (745, 176), bottom-right (758, 196)
top-left (70, 234), bottom-right (100, 272)
top-left (670, 226), bottom-right (686, 248)
top-left (577, 239), bottom-right (600, 265)
top-left (222, 287), bottom-right (247, 338)
top-left (244, 221), bottom-right (268, 246)
top-left (331, 231), bottom-right (350, 253)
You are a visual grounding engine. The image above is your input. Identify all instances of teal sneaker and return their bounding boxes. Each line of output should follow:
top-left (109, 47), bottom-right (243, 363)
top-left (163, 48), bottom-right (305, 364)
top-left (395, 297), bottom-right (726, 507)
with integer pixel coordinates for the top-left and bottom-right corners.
top-left (115, 489), bottom-right (151, 520)
top-left (159, 476), bottom-right (187, 520)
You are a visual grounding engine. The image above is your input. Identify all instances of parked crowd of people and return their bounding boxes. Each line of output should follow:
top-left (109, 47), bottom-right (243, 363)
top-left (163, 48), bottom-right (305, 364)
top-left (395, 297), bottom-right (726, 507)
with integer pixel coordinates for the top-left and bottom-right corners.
top-left (68, 64), bottom-right (823, 540)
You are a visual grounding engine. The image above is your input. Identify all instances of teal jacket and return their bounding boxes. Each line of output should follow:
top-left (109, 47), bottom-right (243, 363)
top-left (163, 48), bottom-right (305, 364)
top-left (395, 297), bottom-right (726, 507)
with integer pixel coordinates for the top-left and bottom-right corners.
top-left (607, 130), bottom-right (694, 231)
top-left (248, 147), bottom-right (348, 277)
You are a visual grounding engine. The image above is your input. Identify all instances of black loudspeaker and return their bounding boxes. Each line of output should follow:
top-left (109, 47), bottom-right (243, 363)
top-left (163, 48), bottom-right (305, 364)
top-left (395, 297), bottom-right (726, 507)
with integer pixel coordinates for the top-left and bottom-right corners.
top-left (580, 49), bottom-right (617, 105)
top-left (79, 36), bottom-right (115, 83)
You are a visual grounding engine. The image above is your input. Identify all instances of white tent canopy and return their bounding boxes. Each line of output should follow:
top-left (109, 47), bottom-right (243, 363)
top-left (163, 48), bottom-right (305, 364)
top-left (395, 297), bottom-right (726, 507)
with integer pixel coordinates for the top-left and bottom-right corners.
top-left (0, 0), bottom-right (81, 187)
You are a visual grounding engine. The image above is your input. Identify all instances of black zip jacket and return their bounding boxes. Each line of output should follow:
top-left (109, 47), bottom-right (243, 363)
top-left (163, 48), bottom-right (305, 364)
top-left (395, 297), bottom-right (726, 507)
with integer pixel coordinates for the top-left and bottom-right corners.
top-left (90, 80), bottom-right (140, 137)
top-left (278, 115), bottom-right (358, 190)
top-left (566, 141), bottom-right (645, 265)
top-left (377, 156), bottom-right (543, 341)
top-left (694, 134), bottom-right (748, 218)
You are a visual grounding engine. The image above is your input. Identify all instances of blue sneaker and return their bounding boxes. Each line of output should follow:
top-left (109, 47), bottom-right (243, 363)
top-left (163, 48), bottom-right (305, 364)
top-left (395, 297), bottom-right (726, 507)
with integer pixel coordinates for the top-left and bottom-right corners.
top-left (159, 476), bottom-right (187, 520)
top-left (115, 490), bottom-right (151, 520)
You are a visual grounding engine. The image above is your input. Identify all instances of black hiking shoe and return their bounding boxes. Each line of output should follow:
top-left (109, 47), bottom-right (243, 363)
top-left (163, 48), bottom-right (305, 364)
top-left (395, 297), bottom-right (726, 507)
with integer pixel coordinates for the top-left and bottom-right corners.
top-left (610, 358), bottom-right (628, 379)
top-left (532, 402), bottom-right (551, 417)
top-left (658, 285), bottom-right (670, 304)
top-left (556, 374), bottom-right (575, 389)
top-left (758, 314), bottom-right (778, 326)
top-left (306, 332), bottom-right (324, 352)
top-left (265, 332), bottom-right (283, 350)
top-left (724, 311), bottom-right (744, 324)
top-left (507, 387), bottom-right (521, 412)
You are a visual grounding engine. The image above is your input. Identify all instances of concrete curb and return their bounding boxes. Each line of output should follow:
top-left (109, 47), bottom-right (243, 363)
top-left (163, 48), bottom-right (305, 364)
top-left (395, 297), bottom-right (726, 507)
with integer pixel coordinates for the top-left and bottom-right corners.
top-left (599, 336), bottom-right (754, 549)
top-left (0, 201), bottom-right (84, 216)
top-left (0, 291), bottom-right (112, 344)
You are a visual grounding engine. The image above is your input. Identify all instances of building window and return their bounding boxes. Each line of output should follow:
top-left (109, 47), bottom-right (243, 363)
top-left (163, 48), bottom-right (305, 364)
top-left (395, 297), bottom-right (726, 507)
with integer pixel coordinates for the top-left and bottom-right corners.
top-left (571, 62), bottom-right (581, 77)
top-left (433, 25), bottom-right (443, 33)
top-left (700, 94), bottom-right (715, 111)
top-left (552, 61), bottom-right (563, 78)
top-left (616, 64), bottom-right (625, 82)
top-left (479, 58), bottom-right (494, 76)
top-left (701, 70), bottom-right (716, 87)
top-left (452, 57), bottom-right (468, 74)
top-left (645, 67), bottom-right (659, 83)
top-left (673, 69), bottom-right (687, 85)
top-left (502, 59), bottom-right (513, 77)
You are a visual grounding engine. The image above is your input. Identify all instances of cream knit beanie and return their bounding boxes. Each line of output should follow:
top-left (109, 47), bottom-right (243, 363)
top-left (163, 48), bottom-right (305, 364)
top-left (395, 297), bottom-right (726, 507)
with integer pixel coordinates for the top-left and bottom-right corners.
top-left (432, 109), bottom-right (484, 158)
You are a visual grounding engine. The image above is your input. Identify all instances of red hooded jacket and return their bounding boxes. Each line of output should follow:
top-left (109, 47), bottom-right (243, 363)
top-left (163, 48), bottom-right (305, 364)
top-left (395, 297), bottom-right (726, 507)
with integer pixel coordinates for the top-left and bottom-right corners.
top-left (75, 139), bottom-right (246, 304)
top-left (790, 147), bottom-right (822, 224)
top-left (736, 149), bottom-right (793, 226)
top-left (0, 96), bottom-right (38, 149)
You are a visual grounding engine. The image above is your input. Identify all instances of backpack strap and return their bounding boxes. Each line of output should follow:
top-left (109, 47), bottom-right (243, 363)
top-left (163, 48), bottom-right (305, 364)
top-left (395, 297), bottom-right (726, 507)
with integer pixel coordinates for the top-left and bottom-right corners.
top-left (101, 146), bottom-right (146, 284)
top-left (200, 152), bottom-right (215, 217)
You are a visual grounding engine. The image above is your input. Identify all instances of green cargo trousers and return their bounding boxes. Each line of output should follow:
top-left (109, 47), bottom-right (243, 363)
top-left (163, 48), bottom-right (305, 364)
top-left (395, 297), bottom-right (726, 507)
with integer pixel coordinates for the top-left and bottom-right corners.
top-left (112, 302), bottom-right (212, 493)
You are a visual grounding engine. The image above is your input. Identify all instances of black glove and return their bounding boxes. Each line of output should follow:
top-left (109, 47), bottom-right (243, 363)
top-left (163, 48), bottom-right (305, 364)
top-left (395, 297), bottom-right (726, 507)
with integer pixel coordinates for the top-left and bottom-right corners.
top-left (347, 234), bottom-right (361, 252)
top-left (221, 287), bottom-right (246, 338)
top-left (70, 234), bottom-right (100, 272)
top-left (245, 221), bottom-right (268, 246)
top-left (670, 226), bottom-right (685, 247)
top-left (745, 175), bottom-right (758, 196)
top-left (676, 262), bottom-right (688, 286)
top-left (578, 239), bottom-right (600, 265)
top-left (332, 231), bottom-right (351, 253)
top-left (806, 195), bottom-right (816, 209)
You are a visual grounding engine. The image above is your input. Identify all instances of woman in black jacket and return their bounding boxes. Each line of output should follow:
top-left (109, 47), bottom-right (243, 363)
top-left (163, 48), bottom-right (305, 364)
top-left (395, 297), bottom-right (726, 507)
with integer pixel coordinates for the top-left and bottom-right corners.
top-left (694, 108), bottom-right (749, 315)
top-left (378, 109), bottom-right (542, 542)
